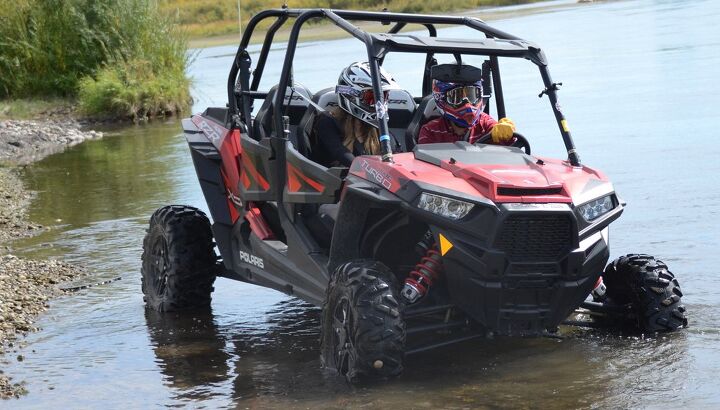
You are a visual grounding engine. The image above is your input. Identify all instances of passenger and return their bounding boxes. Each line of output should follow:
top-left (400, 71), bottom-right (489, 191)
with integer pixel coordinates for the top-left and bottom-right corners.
top-left (311, 62), bottom-right (399, 168)
top-left (418, 64), bottom-right (516, 145)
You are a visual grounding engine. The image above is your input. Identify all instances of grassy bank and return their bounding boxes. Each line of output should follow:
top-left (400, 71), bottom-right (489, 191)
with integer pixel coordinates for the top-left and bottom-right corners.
top-left (162, 0), bottom-right (542, 41)
top-left (0, 99), bottom-right (75, 121)
top-left (0, 0), bottom-right (190, 121)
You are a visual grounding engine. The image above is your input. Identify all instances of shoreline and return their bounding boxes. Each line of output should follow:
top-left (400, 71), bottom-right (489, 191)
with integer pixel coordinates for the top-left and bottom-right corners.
top-left (188, 0), bottom-right (582, 49)
top-left (0, 119), bottom-right (94, 398)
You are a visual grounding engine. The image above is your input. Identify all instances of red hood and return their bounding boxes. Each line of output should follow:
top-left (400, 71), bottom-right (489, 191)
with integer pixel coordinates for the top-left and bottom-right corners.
top-left (443, 158), bottom-right (572, 203)
top-left (350, 149), bottom-right (612, 205)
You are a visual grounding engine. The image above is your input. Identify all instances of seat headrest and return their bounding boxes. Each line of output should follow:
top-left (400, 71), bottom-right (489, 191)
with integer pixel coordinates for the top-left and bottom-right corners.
top-left (431, 64), bottom-right (482, 83)
top-left (386, 89), bottom-right (416, 113)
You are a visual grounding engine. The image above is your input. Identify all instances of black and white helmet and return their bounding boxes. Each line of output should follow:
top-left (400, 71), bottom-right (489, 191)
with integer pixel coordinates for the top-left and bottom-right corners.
top-left (336, 61), bottom-right (400, 127)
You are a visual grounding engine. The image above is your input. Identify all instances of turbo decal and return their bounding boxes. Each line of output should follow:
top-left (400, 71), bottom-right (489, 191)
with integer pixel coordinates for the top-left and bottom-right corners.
top-left (360, 159), bottom-right (392, 190)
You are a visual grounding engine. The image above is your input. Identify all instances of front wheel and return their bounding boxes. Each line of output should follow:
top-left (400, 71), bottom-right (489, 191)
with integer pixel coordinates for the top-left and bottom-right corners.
top-left (141, 205), bottom-right (217, 312)
top-left (320, 260), bottom-right (406, 382)
top-left (602, 254), bottom-right (687, 332)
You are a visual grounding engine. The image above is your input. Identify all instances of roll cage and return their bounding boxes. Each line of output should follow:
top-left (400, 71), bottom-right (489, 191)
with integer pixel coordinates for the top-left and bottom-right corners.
top-left (227, 8), bottom-right (581, 167)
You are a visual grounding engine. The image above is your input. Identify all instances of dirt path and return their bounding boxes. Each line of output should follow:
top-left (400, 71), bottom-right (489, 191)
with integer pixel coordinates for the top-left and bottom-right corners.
top-left (0, 119), bottom-right (96, 399)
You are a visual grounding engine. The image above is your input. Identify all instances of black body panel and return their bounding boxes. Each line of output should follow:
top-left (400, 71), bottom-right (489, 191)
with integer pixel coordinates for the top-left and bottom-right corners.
top-left (239, 134), bottom-right (276, 201)
top-left (426, 203), bottom-right (607, 335)
top-left (183, 120), bottom-right (235, 268)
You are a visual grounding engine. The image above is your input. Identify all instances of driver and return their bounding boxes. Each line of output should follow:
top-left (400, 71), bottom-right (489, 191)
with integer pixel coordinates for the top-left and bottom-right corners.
top-left (418, 64), bottom-right (516, 145)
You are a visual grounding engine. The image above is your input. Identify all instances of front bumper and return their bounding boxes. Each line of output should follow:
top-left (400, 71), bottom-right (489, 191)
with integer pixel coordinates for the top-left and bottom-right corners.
top-left (432, 204), bottom-right (612, 336)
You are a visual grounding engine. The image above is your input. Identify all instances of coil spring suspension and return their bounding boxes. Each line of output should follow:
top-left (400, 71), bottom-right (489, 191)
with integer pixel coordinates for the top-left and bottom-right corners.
top-left (401, 245), bottom-right (443, 304)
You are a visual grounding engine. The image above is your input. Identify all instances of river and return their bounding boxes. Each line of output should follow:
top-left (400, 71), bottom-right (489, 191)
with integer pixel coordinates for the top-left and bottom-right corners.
top-left (3, 0), bottom-right (720, 408)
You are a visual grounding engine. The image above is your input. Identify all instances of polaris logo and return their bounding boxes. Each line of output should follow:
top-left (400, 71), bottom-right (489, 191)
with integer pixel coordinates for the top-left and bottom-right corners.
top-left (239, 250), bottom-right (264, 269)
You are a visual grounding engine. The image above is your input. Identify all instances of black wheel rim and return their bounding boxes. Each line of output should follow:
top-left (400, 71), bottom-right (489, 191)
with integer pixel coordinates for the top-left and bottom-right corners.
top-left (332, 296), bottom-right (354, 374)
top-left (150, 236), bottom-right (170, 297)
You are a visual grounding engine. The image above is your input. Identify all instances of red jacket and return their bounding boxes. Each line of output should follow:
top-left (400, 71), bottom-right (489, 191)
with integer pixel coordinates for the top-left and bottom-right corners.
top-left (418, 114), bottom-right (498, 145)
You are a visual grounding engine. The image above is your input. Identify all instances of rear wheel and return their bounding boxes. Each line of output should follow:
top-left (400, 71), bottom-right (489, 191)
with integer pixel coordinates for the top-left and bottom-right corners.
top-left (320, 260), bottom-right (406, 382)
top-left (603, 254), bottom-right (687, 332)
top-left (141, 205), bottom-right (217, 312)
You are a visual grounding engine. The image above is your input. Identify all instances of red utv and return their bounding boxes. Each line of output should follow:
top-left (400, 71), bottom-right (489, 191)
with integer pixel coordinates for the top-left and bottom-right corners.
top-left (141, 8), bottom-right (687, 382)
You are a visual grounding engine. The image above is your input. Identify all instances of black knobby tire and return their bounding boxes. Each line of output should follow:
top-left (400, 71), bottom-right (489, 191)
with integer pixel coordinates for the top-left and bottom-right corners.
top-left (320, 260), bottom-right (406, 382)
top-left (603, 254), bottom-right (687, 332)
top-left (141, 205), bottom-right (217, 312)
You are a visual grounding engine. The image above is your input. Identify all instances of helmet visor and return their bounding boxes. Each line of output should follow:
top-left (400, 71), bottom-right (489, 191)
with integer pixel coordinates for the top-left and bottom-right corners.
top-left (445, 85), bottom-right (483, 106)
top-left (360, 89), bottom-right (390, 108)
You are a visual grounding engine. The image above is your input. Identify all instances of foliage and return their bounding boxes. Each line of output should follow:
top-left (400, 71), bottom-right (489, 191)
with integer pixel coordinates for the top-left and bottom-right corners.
top-left (79, 59), bottom-right (191, 120)
top-left (161, 0), bottom-right (538, 39)
top-left (0, 98), bottom-right (73, 120)
top-left (0, 0), bottom-right (190, 119)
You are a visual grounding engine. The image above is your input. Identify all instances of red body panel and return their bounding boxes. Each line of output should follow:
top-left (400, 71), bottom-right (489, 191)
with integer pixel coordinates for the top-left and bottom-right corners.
top-left (349, 152), bottom-right (609, 204)
top-left (287, 163), bottom-right (325, 193)
top-left (191, 115), bottom-right (242, 223)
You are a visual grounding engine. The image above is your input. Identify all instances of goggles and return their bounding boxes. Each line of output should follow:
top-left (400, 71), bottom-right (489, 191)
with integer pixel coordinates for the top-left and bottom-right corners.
top-left (444, 85), bottom-right (483, 107)
top-left (360, 89), bottom-right (390, 107)
top-left (336, 85), bottom-right (390, 109)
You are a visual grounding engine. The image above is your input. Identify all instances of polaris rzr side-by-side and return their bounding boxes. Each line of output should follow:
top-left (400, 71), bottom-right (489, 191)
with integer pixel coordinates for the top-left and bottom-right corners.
top-left (141, 8), bottom-right (687, 382)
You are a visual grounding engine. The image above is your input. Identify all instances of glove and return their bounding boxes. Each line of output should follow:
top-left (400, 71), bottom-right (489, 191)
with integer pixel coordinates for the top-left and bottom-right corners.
top-left (490, 117), bottom-right (516, 144)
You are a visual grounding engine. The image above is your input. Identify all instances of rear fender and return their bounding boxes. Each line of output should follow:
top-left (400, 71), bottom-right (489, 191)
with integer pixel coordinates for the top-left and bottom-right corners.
top-left (183, 117), bottom-right (237, 266)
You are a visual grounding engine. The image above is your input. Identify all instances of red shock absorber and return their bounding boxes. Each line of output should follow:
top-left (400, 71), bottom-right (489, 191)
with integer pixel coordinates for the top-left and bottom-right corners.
top-left (401, 246), bottom-right (443, 304)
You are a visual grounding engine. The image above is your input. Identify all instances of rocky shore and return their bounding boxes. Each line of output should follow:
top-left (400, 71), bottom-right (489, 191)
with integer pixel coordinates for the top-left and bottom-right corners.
top-left (0, 119), bottom-right (102, 166)
top-left (0, 119), bottom-right (96, 398)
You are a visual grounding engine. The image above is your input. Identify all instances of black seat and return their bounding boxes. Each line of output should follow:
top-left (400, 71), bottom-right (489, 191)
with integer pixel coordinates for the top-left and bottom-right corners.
top-left (386, 89), bottom-right (417, 152)
top-left (296, 87), bottom-right (338, 158)
top-left (252, 84), bottom-right (313, 149)
top-left (298, 88), bottom-right (417, 155)
top-left (404, 95), bottom-right (441, 151)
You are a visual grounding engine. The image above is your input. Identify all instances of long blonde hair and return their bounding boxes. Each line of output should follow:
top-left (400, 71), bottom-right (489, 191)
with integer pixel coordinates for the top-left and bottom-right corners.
top-left (328, 106), bottom-right (381, 155)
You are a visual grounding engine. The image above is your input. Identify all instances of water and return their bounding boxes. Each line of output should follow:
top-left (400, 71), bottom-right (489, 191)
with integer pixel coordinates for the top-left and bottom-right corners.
top-left (4, 0), bottom-right (720, 407)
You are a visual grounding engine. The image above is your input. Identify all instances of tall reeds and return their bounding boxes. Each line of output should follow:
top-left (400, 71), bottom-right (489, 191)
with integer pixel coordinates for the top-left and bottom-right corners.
top-left (0, 0), bottom-right (190, 119)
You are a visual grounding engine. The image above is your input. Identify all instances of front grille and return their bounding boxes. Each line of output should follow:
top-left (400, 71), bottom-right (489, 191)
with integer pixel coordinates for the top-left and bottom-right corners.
top-left (495, 214), bottom-right (573, 262)
top-left (497, 187), bottom-right (563, 196)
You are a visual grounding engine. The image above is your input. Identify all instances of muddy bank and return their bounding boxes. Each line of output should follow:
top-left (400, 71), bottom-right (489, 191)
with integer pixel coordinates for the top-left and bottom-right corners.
top-left (0, 123), bottom-right (90, 398)
top-left (0, 119), bottom-right (102, 166)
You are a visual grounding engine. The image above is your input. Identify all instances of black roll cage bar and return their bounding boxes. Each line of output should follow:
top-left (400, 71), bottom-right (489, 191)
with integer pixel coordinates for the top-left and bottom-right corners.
top-left (227, 8), bottom-right (581, 166)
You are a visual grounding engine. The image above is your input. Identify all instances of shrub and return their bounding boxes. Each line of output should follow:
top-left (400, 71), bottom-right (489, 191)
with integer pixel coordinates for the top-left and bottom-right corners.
top-left (79, 59), bottom-right (191, 120)
top-left (0, 0), bottom-right (190, 119)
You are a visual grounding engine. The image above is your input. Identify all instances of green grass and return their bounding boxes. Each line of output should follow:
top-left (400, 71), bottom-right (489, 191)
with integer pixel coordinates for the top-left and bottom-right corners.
top-left (0, 0), bottom-right (190, 120)
top-left (0, 98), bottom-right (76, 120)
top-left (78, 60), bottom-right (191, 121)
top-left (162, 0), bottom-right (540, 40)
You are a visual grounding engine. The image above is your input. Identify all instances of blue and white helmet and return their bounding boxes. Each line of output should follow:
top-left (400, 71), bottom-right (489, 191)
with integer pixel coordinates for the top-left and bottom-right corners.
top-left (336, 62), bottom-right (400, 127)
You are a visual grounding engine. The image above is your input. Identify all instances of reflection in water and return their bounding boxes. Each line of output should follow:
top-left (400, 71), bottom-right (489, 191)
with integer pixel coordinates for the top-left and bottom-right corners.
top-left (144, 296), bottom-right (693, 409)
top-left (3, 0), bottom-right (720, 408)
top-left (145, 309), bottom-right (231, 396)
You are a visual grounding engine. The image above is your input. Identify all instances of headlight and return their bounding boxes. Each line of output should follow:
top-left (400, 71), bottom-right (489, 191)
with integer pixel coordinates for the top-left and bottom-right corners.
top-left (577, 195), bottom-right (614, 222)
top-left (418, 192), bottom-right (474, 220)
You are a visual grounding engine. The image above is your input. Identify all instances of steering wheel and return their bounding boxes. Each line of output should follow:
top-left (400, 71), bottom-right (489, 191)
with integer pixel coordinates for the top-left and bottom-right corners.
top-left (475, 132), bottom-right (531, 155)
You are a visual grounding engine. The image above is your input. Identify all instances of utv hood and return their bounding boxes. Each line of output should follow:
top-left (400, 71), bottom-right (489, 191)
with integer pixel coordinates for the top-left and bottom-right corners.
top-left (412, 142), bottom-right (609, 204)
